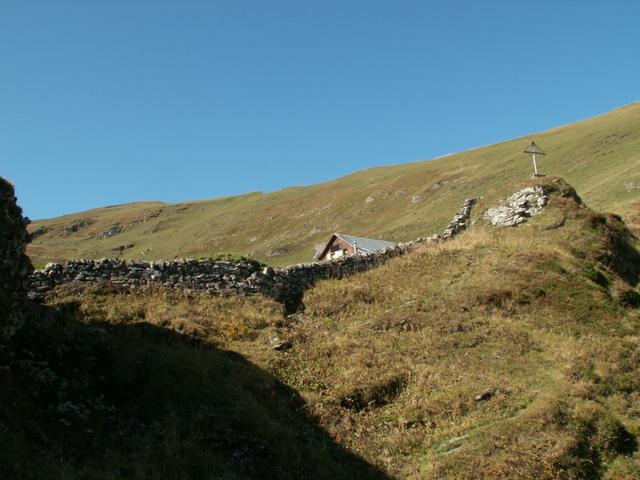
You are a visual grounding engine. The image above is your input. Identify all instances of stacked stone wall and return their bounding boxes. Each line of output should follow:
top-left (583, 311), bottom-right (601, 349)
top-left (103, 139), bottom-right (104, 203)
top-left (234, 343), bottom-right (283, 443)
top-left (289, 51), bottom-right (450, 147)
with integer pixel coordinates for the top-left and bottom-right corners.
top-left (28, 197), bottom-right (481, 311)
top-left (29, 242), bottom-right (414, 312)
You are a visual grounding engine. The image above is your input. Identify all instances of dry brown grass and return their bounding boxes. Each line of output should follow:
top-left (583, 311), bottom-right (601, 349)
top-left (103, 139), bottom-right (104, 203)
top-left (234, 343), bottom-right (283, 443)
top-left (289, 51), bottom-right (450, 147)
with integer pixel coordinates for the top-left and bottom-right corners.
top-left (264, 183), bottom-right (640, 478)
top-left (47, 283), bottom-right (284, 343)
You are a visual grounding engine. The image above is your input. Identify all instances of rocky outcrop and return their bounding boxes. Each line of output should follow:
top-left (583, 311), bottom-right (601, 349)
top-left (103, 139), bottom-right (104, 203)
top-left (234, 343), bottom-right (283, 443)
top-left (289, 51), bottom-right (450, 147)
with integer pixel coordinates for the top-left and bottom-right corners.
top-left (484, 186), bottom-right (549, 227)
top-left (64, 219), bottom-right (93, 234)
top-left (101, 224), bottom-right (122, 238)
top-left (0, 177), bottom-right (33, 339)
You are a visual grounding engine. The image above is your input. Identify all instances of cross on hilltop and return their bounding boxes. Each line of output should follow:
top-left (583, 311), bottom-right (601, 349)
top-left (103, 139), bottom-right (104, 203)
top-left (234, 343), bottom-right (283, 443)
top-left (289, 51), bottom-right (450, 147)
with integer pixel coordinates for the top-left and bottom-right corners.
top-left (524, 141), bottom-right (546, 177)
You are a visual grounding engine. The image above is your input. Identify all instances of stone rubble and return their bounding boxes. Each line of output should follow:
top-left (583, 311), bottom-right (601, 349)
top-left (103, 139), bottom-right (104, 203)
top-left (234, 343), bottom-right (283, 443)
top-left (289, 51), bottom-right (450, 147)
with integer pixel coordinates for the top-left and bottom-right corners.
top-left (30, 226), bottom-right (48, 239)
top-left (410, 193), bottom-right (424, 204)
top-left (64, 219), bottom-right (93, 234)
top-left (484, 186), bottom-right (549, 227)
top-left (101, 224), bottom-right (123, 238)
top-left (111, 243), bottom-right (135, 253)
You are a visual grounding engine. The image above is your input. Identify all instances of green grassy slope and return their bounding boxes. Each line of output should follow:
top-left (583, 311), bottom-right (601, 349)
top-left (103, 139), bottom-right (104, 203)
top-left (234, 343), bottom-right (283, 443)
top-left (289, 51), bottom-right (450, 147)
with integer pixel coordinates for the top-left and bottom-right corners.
top-left (7, 178), bottom-right (639, 479)
top-left (28, 102), bottom-right (640, 266)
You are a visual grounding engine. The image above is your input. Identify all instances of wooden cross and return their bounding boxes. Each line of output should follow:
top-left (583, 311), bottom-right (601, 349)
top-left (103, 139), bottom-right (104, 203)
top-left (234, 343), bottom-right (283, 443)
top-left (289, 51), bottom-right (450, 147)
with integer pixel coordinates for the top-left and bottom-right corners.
top-left (523, 141), bottom-right (545, 177)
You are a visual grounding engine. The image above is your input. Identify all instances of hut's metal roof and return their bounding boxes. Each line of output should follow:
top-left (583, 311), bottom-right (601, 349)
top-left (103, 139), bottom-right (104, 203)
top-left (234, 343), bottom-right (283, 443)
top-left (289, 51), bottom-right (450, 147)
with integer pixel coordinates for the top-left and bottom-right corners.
top-left (335, 233), bottom-right (397, 253)
top-left (315, 233), bottom-right (397, 259)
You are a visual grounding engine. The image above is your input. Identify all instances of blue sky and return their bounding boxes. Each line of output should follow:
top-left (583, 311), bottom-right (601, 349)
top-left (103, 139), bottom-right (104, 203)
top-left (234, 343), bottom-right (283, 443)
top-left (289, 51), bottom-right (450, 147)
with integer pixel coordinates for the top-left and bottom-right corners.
top-left (2, 1), bottom-right (639, 219)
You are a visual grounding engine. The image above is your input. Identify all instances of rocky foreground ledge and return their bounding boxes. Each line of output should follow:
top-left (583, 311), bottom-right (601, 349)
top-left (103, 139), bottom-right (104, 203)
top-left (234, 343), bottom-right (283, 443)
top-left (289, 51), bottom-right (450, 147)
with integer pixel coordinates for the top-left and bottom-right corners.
top-left (0, 177), bottom-right (33, 339)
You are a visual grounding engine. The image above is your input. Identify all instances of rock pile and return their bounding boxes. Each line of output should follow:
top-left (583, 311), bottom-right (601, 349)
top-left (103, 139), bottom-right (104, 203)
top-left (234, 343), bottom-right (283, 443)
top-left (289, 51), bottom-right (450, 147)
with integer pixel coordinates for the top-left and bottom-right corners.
top-left (484, 186), bottom-right (549, 227)
top-left (0, 177), bottom-right (33, 339)
top-left (441, 198), bottom-right (477, 239)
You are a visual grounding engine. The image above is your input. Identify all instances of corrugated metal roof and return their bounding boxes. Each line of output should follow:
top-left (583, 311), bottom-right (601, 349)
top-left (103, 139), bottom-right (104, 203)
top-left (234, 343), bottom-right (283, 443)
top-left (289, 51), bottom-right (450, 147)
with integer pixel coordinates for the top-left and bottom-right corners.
top-left (334, 233), bottom-right (397, 254)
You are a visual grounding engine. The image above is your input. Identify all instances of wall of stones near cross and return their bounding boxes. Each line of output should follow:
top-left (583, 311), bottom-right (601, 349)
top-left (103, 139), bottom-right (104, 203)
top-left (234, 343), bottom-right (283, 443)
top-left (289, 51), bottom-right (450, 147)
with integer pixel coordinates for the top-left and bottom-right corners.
top-left (28, 194), bottom-right (489, 311)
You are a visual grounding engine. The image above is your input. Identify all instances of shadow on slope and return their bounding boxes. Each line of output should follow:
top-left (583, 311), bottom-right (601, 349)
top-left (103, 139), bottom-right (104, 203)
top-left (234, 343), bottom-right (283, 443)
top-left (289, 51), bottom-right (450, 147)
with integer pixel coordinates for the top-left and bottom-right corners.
top-left (0, 301), bottom-right (389, 480)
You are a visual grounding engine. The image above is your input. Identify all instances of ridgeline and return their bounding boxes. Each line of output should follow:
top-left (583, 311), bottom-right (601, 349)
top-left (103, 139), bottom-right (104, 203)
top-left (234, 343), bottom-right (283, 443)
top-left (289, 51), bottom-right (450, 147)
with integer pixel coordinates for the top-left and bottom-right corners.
top-left (28, 102), bottom-right (640, 267)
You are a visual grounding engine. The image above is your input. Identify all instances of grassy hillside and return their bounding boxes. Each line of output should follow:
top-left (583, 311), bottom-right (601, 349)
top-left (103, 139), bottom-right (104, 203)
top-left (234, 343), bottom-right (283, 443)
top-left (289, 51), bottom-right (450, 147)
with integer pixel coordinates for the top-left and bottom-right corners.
top-left (28, 102), bottom-right (640, 267)
top-left (283, 179), bottom-right (640, 478)
top-left (6, 178), bottom-right (639, 478)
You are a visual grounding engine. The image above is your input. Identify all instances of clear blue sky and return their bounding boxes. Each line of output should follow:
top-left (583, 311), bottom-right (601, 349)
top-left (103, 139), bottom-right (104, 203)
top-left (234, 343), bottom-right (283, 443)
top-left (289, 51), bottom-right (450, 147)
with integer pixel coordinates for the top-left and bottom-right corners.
top-left (2, 1), bottom-right (639, 219)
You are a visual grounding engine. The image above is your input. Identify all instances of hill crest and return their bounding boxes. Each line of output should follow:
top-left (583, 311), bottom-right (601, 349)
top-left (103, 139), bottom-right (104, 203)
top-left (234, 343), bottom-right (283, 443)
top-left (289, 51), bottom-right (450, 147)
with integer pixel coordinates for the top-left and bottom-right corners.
top-left (27, 102), bottom-right (640, 266)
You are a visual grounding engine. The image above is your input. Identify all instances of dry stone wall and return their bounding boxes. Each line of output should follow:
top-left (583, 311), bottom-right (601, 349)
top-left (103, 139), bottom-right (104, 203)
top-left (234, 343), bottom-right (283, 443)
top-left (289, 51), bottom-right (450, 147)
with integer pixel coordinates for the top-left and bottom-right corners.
top-left (29, 244), bottom-right (413, 312)
top-left (30, 258), bottom-right (264, 298)
top-left (442, 198), bottom-right (477, 239)
top-left (28, 197), bottom-right (482, 311)
top-left (1, 177), bottom-right (33, 339)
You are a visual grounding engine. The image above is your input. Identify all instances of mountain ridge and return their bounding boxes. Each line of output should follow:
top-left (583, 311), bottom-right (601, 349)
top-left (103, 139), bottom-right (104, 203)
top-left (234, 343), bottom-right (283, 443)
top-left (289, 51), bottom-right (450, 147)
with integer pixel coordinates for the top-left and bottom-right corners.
top-left (28, 102), bottom-right (640, 267)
